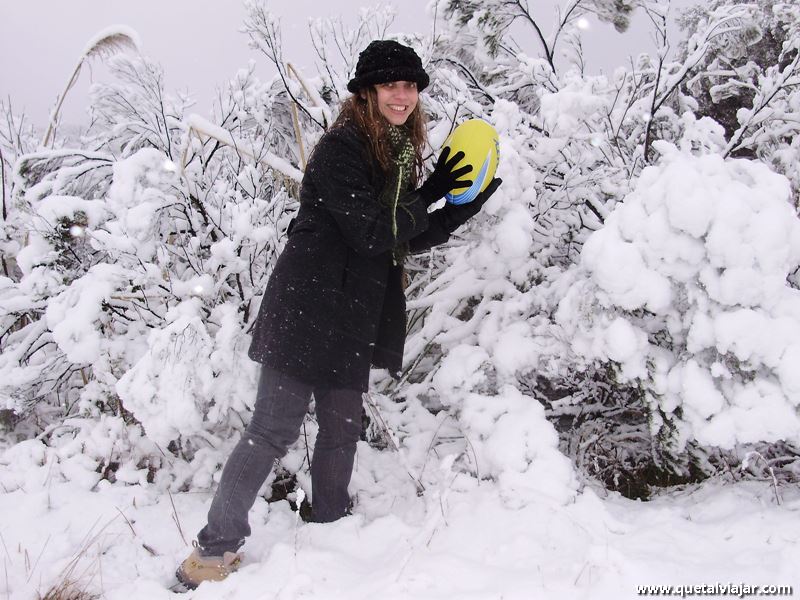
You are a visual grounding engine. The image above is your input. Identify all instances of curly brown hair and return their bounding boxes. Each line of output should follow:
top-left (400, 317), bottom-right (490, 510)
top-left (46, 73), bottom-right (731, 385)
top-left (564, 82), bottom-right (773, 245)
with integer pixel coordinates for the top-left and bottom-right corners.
top-left (332, 86), bottom-right (427, 186)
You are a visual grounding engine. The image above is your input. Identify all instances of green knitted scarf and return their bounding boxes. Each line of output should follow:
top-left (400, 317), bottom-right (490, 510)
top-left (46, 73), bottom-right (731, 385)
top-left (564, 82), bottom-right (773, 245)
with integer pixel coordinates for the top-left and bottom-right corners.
top-left (381, 125), bottom-right (416, 265)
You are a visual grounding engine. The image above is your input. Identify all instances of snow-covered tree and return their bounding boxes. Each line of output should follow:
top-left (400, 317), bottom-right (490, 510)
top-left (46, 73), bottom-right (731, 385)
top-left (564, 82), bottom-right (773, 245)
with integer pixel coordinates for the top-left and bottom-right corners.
top-left (679, 0), bottom-right (800, 192)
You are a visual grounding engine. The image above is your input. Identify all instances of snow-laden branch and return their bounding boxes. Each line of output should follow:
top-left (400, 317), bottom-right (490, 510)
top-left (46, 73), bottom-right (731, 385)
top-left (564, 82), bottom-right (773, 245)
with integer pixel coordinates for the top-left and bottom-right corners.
top-left (724, 50), bottom-right (800, 158)
top-left (181, 114), bottom-right (303, 183)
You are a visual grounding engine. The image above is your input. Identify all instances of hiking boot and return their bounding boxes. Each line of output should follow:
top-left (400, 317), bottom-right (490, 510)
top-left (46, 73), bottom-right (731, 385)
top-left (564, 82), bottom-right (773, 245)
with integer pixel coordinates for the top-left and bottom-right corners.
top-left (175, 543), bottom-right (241, 590)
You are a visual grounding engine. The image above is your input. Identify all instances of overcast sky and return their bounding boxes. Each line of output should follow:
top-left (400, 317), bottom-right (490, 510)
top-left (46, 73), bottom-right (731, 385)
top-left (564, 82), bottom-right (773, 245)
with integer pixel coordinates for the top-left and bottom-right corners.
top-left (1, 0), bottom-right (697, 127)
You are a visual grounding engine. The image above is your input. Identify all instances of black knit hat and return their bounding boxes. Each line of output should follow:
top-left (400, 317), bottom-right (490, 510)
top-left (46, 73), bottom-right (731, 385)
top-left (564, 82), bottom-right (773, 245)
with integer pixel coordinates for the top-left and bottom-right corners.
top-left (347, 40), bottom-right (430, 94)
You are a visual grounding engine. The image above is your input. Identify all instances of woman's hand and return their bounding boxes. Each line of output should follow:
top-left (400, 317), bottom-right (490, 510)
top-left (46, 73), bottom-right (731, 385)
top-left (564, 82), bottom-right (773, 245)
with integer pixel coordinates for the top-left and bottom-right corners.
top-left (438, 178), bottom-right (503, 232)
top-left (418, 146), bottom-right (474, 204)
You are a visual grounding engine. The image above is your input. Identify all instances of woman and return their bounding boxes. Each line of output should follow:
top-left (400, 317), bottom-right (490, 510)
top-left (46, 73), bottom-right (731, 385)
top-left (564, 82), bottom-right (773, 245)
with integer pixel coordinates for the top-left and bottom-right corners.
top-left (177, 39), bottom-right (501, 588)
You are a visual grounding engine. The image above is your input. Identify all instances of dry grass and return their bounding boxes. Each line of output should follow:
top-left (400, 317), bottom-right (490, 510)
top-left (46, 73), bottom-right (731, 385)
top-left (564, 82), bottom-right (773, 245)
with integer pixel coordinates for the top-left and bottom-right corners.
top-left (38, 579), bottom-right (99, 600)
top-left (35, 516), bottom-right (114, 600)
top-left (42, 30), bottom-right (139, 147)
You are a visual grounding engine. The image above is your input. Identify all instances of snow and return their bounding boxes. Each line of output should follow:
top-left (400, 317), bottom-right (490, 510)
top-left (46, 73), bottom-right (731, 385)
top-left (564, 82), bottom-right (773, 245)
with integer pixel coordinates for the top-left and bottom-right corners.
top-left (539, 76), bottom-right (609, 136)
top-left (432, 345), bottom-right (490, 397)
top-left (116, 298), bottom-right (258, 447)
top-left (45, 264), bottom-right (127, 365)
top-left (558, 142), bottom-right (800, 450)
top-left (681, 360), bottom-right (726, 420)
top-left (81, 25), bottom-right (142, 58)
top-left (604, 317), bottom-right (645, 364)
top-left (1, 430), bottom-right (797, 599)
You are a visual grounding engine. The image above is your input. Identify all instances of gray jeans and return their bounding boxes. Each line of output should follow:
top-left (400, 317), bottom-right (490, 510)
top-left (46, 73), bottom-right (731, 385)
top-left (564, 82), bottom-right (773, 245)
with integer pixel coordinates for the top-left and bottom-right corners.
top-left (197, 366), bottom-right (363, 556)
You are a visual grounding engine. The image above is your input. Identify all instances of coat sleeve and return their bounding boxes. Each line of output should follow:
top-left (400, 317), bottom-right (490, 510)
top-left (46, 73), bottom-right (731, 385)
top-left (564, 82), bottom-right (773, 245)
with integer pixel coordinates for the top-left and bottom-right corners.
top-left (407, 209), bottom-right (452, 254)
top-left (306, 126), bottom-right (429, 257)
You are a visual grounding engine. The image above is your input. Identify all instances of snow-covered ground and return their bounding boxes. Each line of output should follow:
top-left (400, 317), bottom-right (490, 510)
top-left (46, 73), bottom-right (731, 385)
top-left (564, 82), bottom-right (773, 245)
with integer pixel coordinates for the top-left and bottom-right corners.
top-left (2, 421), bottom-right (797, 599)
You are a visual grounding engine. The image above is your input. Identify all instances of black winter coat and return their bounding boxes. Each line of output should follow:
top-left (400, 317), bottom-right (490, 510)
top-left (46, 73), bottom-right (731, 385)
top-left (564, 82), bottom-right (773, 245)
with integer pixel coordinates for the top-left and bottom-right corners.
top-left (248, 121), bottom-right (454, 390)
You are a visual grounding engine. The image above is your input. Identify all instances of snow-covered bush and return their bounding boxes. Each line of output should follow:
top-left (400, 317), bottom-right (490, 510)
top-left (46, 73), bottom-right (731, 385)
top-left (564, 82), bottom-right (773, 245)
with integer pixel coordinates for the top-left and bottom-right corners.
top-left (0, 101), bottom-right (39, 439)
top-left (557, 140), bottom-right (800, 466)
top-left (0, 52), bottom-right (298, 480)
top-left (423, 0), bottom-right (800, 492)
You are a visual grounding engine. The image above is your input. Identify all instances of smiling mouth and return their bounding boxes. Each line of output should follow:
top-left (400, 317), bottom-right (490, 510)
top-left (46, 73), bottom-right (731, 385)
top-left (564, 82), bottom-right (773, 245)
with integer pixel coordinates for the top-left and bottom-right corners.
top-left (387, 105), bottom-right (408, 113)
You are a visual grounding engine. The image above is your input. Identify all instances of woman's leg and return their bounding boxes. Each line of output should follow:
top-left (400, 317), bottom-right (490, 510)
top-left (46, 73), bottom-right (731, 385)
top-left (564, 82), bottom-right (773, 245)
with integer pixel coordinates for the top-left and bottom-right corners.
top-left (310, 387), bottom-right (364, 523)
top-left (196, 366), bottom-right (312, 555)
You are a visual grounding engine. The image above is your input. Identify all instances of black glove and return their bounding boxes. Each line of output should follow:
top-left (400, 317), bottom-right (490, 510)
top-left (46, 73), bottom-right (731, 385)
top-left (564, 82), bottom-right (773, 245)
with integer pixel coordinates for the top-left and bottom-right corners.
top-left (418, 146), bottom-right (474, 204)
top-left (438, 178), bottom-right (502, 232)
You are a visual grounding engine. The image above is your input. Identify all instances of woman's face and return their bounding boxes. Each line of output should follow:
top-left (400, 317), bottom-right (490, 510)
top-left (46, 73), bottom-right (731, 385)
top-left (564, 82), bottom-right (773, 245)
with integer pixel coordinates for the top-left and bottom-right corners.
top-left (374, 81), bottom-right (419, 126)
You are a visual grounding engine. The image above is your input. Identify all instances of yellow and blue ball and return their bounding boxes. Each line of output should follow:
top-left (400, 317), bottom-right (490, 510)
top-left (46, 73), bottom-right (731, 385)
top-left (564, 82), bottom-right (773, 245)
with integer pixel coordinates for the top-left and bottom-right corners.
top-left (442, 119), bottom-right (500, 205)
